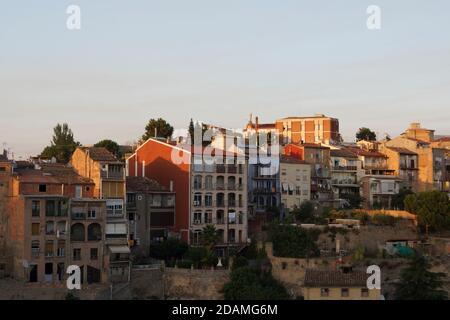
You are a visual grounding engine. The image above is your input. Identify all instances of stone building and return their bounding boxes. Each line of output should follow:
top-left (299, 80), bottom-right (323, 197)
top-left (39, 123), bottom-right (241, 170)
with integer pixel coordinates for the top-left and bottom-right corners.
top-left (126, 176), bottom-right (176, 257)
top-left (5, 163), bottom-right (109, 284)
top-left (71, 147), bottom-right (130, 282)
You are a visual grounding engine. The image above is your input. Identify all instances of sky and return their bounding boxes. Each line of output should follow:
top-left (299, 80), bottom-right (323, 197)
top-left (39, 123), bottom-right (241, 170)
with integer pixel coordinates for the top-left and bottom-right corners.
top-left (1, 0), bottom-right (450, 158)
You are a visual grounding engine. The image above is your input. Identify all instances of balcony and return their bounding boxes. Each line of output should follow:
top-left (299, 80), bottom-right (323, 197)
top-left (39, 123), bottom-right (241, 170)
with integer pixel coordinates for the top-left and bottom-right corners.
top-left (332, 166), bottom-right (357, 171)
top-left (101, 170), bottom-right (124, 180)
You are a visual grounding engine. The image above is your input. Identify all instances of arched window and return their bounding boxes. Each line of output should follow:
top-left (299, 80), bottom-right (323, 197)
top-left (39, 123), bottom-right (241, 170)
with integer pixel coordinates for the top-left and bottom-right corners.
top-left (216, 193), bottom-right (224, 207)
top-left (227, 193), bottom-right (236, 207)
top-left (70, 223), bottom-right (85, 242)
top-left (87, 223), bottom-right (102, 241)
top-left (194, 175), bottom-right (202, 189)
top-left (205, 175), bottom-right (213, 190)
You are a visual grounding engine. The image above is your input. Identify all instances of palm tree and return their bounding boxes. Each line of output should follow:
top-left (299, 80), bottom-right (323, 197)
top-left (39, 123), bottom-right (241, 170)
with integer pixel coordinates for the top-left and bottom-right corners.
top-left (201, 225), bottom-right (219, 250)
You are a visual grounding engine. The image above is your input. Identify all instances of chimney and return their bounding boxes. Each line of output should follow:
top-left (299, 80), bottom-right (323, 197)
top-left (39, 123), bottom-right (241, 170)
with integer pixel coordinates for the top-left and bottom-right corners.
top-left (255, 116), bottom-right (259, 131)
top-left (2, 149), bottom-right (7, 159)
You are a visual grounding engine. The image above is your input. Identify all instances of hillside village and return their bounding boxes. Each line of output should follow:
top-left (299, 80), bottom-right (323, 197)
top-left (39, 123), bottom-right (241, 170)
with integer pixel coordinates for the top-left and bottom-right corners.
top-left (0, 115), bottom-right (449, 300)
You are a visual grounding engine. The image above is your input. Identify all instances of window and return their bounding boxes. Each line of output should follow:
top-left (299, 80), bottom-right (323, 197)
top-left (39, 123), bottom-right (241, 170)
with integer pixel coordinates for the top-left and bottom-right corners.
top-left (90, 248), bottom-right (98, 260)
top-left (46, 221), bottom-right (54, 235)
top-left (32, 201), bottom-right (40, 217)
top-left (204, 211), bottom-right (213, 224)
top-left (194, 175), bottom-right (202, 189)
top-left (39, 184), bottom-right (47, 192)
top-left (31, 223), bottom-right (40, 236)
top-left (194, 193), bottom-right (202, 206)
top-left (73, 248), bottom-right (81, 261)
top-left (57, 241), bottom-right (65, 257)
top-left (31, 240), bottom-right (40, 256)
top-left (45, 241), bottom-right (54, 257)
top-left (361, 288), bottom-right (369, 297)
top-left (205, 176), bottom-right (213, 189)
top-left (46, 200), bottom-right (55, 217)
top-left (320, 288), bottom-right (329, 297)
top-left (341, 288), bottom-right (349, 297)
top-left (0, 167), bottom-right (6, 172)
top-left (194, 212), bottom-right (202, 224)
top-left (205, 193), bottom-right (213, 207)
top-left (88, 209), bottom-right (97, 219)
top-left (75, 186), bottom-right (83, 198)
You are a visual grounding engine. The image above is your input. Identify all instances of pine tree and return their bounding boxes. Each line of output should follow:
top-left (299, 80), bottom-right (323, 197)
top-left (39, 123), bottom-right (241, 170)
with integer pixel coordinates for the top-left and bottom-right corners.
top-left (394, 254), bottom-right (448, 300)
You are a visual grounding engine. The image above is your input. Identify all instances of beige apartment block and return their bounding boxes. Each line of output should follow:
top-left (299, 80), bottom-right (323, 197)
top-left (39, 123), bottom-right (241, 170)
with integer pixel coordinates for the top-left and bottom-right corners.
top-left (191, 151), bottom-right (248, 255)
top-left (383, 123), bottom-right (446, 192)
top-left (280, 155), bottom-right (311, 211)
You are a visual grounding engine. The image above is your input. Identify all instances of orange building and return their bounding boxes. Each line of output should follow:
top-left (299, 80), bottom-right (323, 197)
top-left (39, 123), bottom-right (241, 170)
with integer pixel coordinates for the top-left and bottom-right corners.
top-left (126, 139), bottom-right (191, 242)
top-left (276, 114), bottom-right (341, 145)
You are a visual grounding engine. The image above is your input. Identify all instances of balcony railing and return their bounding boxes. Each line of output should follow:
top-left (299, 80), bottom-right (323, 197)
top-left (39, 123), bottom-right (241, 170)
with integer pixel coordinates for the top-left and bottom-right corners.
top-left (101, 171), bottom-right (124, 180)
top-left (332, 166), bottom-right (357, 171)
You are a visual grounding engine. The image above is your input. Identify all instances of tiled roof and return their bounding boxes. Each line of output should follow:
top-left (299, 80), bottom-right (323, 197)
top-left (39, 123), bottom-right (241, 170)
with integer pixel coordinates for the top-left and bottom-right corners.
top-left (300, 143), bottom-right (330, 149)
top-left (82, 147), bottom-right (120, 162)
top-left (387, 147), bottom-right (417, 155)
top-left (330, 148), bottom-right (358, 158)
top-left (347, 147), bottom-right (386, 158)
top-left (16, 165), bottom-right (93, 185)
top-left (126, 176), bottom-right (168, 193)
top-left (304, 270), bottom-right (368, 287)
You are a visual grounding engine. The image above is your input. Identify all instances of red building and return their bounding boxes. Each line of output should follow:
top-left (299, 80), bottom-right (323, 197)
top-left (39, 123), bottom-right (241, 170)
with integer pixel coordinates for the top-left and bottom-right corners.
top-left (126, 139), bottom-right (191, 242)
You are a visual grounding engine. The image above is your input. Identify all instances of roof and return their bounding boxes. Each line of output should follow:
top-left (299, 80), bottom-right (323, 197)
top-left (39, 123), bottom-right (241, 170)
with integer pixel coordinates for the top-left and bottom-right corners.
top-left (387, 147), bottom-right (417, 155)
top-left (15, 164), bottom-right (93, 185)
top-left (434, 136), bottom-right (450, 142)
top-left (403, 137), bottom-right (431, 144)
top-left (277, 115), bottom-right (336, 120)
top-left (246, 123), bottom-right (276, 130)
top-left (304, 270), bottom-right (369, 287)
top-left (280, 154), bottom-right (308, 165)
top-left (300, 143), bottom-right (330, 149)
top-left (81, 147), bottom-right (120, 163)
top-left (126, 176), bottom-right (169, 193)
top-left (347, 147), bottom-right (386, 158)
top-left (330, 149), bottom-right (358, 158)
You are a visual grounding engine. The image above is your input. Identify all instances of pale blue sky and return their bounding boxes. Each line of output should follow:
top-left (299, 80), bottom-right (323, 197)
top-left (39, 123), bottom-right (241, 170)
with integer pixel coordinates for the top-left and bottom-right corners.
top-left (1, 0), bottom-right (450, 158)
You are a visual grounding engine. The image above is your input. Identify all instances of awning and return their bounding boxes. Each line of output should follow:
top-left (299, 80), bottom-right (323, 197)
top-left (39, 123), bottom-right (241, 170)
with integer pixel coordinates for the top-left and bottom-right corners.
top-left (109, 245), bottom-right (131, 254)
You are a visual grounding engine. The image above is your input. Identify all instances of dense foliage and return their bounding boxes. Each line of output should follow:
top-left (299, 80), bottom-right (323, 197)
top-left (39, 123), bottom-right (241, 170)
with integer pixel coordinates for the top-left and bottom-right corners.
top-left (222, 266), bottom-right (289, 300)
top-left (395, 254), bottom-right (448, 300)
top-left (268, 224), bottom-right (320, 258)
top-left (40, 123), bottom-right (80, 163)
top-left (405, 190), bottom-right (450, 232)
top-left (141, 118), bottom-right (174, 142)
top-left (94, 139), bottom-right (121, 159)
top-left (355, 127), bottom-right (376, 141)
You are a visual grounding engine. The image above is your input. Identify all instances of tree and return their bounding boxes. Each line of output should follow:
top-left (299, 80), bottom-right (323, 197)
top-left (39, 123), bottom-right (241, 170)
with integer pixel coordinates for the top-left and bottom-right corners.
top-left (340, 193), bottom-right (364, 209)
top-left (293, 201), bottom-right (315, 223)
top-left (94, 139), bottom-right (121, 159)
top-left (395, 254), bottom-right (448, 300)
top-left (149, 238), bottom-right (188, 262)
top-left (404, 190), bottom-right (450, 234)
top-left (222, 266), bottom-right (289, 300)
top-left (356, 127), bottom-right (376, 141)
top-left (141, 118), bottom-right (174, 142)
top-left (40, 123), bottom-right (80, 163)
top-left (392, 188), bottom-right (414, 210)
top-left (268, 224), bottom-right (320, 258)
top-left (201, 225), bottom-right (220, 250)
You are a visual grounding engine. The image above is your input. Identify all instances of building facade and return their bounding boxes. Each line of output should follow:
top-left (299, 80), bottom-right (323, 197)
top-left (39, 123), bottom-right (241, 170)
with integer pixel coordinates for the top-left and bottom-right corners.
top-left (5, 164), bottom-right (109, 284)
top-left (275, 114), bottom-right (341, 145)
top-left (71, 147), bottom-right (130, 282)
top-left (279, 155), bottom-right (311, 211)
top-left (126, 176), bottom-right (176, 257)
